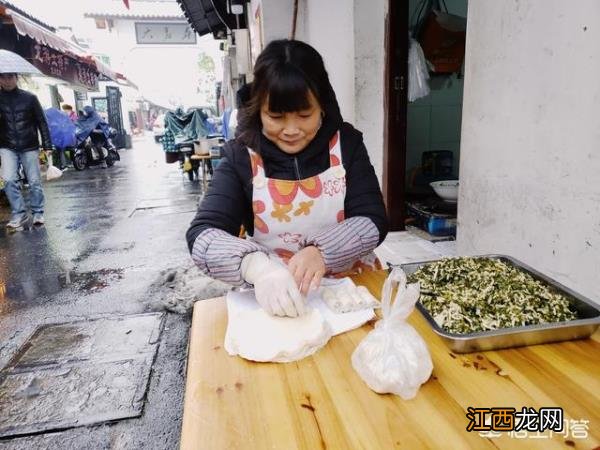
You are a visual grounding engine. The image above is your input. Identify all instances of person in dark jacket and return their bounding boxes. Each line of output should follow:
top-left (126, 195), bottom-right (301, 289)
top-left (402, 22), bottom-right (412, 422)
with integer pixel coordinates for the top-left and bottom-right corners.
top-left (0, 73), bottom-right (52, 229)
top-left (186, 40), bottom-right (388, 317)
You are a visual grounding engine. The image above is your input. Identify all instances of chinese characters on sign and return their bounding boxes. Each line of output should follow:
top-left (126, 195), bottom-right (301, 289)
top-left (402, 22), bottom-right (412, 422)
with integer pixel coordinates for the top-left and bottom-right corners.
top-left (466, 407), bottom-right (590, 440)
top-left (30, 43), bottom-right (99, 91)
top-left (135, 22), bottom-right (196, 45)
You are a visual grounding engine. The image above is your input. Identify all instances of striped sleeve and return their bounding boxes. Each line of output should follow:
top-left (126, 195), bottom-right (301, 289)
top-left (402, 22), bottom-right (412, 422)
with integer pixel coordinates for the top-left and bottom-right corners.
top-left (304, 216), bottom-right (379, 273)
top-left (191, 228), bottom-right (268, 286)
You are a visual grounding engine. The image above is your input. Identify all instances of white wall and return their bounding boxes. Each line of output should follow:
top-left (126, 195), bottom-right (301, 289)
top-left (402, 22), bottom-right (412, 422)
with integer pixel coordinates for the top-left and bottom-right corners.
top-left (259, 0), bottom-right (295, 43)
top-left (354, 0), bottom-right (386, 180)
top-left (458, 0), bottom-right (600, 304)
top-left (303, 0), bottom-right (355, 124)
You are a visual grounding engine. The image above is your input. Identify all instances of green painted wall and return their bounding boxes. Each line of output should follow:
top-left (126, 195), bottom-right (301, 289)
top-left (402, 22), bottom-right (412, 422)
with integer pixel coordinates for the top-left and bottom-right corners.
top-left (406, 0), bottom-right (468, 181)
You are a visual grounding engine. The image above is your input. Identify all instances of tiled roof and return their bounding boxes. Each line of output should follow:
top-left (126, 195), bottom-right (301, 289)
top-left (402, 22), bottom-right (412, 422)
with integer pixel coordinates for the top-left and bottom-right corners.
top-left (84, 1), bottom-right (184, 20)
top-left (0, 0), bottom-right (56, 30)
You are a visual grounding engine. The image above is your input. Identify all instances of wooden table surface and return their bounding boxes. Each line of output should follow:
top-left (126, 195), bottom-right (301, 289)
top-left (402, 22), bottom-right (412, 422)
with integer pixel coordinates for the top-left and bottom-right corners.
top-left (181, 270), bottom-right (600, 450)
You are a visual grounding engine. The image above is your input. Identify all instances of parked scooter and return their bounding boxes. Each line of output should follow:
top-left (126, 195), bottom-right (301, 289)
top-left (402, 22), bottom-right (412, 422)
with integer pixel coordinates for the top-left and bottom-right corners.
top-left (72, 106), bottom-right (120, 171)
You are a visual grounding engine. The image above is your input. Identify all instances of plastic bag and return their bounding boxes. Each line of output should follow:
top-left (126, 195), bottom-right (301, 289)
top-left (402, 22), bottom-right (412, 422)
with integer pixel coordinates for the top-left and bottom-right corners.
top-left (46, 153), bottom-right (63, 181)
top-left (408, 36), bottom-right (430, 102)
top-left (351, 267), bottom-right (433, 399)
top-left (183, 155), bottom-right (192, 172)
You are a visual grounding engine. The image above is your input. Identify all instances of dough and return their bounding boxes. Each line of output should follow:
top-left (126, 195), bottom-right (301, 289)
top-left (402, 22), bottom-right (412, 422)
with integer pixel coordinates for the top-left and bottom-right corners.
top-left (321, 279), bottom-right (380, 313)
top-left (224, 291), bottom-right (332, 363)
top-left (322, 287), bottom-right (341, 311)
top-left (356, 286), bottom-right (379, 308)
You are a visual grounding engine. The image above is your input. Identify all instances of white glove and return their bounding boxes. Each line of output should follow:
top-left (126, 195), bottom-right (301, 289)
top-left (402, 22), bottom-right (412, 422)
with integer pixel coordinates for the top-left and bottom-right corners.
top-left (241, 252), bottom-right (306, 317)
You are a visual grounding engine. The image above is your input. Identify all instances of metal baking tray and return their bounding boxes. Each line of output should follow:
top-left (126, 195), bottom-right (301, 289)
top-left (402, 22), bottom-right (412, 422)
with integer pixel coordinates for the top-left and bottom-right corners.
top-left (397, 255), bottom-right (600, 353)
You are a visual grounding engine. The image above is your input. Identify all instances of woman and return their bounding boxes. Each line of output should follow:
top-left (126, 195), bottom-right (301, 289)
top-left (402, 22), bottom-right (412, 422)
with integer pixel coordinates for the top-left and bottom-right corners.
top-left (186, 40), bottom-right (388, 317)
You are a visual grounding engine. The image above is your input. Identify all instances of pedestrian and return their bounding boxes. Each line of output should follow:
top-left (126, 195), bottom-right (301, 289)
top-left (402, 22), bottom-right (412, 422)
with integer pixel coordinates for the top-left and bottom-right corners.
top-left (61, 103), bottom-right (77, 122)
top-left (186, 39), bottom-right (388, 318)
top-left (0, 72), bottom-right (53, 230)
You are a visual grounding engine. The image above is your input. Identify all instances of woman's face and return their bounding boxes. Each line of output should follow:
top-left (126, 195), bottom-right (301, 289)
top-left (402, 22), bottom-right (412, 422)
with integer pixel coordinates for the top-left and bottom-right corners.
top-left (260, 90), bottom-right (323, 154)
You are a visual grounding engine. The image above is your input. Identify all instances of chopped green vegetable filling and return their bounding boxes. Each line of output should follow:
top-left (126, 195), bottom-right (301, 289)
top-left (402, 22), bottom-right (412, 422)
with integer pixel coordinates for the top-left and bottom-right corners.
top-left (407, 257), bottom-right (578, 334)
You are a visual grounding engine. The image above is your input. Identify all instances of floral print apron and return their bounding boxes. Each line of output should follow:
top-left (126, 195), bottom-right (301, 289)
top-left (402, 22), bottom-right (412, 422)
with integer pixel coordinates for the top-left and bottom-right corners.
top-left (247, 131), bottom-right (381, 275)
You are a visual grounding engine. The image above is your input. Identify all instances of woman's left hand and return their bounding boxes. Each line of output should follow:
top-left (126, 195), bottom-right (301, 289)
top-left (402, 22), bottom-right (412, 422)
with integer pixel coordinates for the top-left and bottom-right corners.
top-left (288, 246), bottom-right (326, 296)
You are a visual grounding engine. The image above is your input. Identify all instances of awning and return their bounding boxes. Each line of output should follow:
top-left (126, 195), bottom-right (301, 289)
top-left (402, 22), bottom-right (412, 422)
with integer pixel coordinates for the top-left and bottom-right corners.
top-left (116, 73), bottom-right (138, 91)
top-left (92, 57), bottom-right (117, 81)
top-left (176, 0), bottom-right (247, 39)
top-left (7, 9), bottom-right (116, 81)
top-left (8, 10), bottom-right (87, 59)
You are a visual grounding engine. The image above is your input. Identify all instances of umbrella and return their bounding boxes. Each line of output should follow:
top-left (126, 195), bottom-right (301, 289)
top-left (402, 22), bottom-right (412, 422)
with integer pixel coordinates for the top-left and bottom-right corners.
top-left (0, 49), bottom-right (41, 75)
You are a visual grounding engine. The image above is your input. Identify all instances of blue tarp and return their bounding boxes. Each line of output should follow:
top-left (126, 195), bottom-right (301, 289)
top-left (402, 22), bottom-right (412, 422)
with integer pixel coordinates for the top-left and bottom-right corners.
top-left (162, 107), bottom-right (210, 152)
top-left (44, 107), bottom-right (76, 149)
top-left (75, 105), bottom-right (111, 146)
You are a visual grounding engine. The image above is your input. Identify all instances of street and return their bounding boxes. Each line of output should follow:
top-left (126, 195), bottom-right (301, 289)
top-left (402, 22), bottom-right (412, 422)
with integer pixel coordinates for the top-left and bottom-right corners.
top-left (0, 135), bottom-right (227, 449)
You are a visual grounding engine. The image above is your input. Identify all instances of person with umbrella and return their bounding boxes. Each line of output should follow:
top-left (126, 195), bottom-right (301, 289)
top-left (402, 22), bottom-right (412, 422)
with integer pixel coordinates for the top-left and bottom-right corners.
top-left (0, 50), bottom-right (53, 230)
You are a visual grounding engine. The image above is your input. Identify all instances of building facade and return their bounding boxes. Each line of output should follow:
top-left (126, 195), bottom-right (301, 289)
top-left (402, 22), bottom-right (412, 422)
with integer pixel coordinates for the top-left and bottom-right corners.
top-left (83, 0), bottom-right (223, 123)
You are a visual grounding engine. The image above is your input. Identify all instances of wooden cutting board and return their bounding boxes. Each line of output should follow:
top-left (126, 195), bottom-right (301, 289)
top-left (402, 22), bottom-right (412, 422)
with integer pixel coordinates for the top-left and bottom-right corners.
top-left (181, 270), bottom-right (600, 449)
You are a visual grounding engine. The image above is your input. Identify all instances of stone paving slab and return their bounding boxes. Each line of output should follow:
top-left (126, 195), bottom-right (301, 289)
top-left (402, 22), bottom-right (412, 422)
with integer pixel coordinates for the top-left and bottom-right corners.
top-left (0, 313), bottom-right (163, 438)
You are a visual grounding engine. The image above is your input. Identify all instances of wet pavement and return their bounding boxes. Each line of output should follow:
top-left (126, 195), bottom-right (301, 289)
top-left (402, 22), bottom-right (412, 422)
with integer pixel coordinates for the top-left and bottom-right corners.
top-left (0, 135), bottom-right (228, 449)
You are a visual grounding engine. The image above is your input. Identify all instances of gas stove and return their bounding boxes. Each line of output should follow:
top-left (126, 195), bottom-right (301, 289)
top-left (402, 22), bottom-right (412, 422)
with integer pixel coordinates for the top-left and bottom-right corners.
top-left (406, 197), bottom-right (457, 237)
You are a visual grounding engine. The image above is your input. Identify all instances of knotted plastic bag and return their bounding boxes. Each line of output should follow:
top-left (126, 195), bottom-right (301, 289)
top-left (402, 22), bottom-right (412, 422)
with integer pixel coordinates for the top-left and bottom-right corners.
top-left (351, 268), bottom-right (433, 399)
top-left (183, 155), bottom-right (192, 172)
top-left (46, 153), bottom-right (63, 181)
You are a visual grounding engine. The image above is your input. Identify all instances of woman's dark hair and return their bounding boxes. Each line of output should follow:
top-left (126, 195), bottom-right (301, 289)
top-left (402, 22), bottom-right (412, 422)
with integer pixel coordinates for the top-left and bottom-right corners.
top-left (236, 39), bottom-right (334, 150)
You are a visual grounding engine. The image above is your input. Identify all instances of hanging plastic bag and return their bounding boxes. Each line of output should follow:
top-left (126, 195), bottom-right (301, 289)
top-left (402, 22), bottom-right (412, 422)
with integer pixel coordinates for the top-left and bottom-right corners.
top-left (183, 155), bottom-right (192, 172)
top-left (408, 35), bottom-right (431, 102)
top-left (351, 268), bottom-right (433, 399)
top-left (46, 152), bottom-right (63, 181)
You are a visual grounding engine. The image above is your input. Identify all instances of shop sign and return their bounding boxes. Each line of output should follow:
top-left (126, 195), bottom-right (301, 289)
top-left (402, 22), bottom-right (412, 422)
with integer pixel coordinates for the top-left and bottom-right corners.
top-left (30, 43), bottom-right (99, 91)
top-left (135, 22), bottom-right (196, 44)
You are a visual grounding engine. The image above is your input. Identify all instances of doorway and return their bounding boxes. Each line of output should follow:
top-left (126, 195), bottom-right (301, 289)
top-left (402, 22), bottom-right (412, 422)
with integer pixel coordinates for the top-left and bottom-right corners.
top-left (384, 0), bottom-right (467, 238)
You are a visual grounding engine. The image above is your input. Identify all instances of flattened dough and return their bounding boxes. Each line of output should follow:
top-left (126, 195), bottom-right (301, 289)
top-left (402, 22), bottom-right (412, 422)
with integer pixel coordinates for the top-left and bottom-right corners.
top-left (224, 291), bottom-right (332, 363)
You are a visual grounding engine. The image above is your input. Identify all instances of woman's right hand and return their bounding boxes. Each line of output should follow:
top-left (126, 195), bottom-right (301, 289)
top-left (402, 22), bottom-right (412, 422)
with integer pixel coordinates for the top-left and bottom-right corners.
top-left (241, 252), bottom-right (306, 317)
top-left (288, 246), bottom-right (326, 296)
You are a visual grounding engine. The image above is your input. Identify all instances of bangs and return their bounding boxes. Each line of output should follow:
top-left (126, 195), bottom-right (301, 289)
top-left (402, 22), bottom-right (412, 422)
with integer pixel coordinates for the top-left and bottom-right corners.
top-left (265, 66), bottom-right (314, 113)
